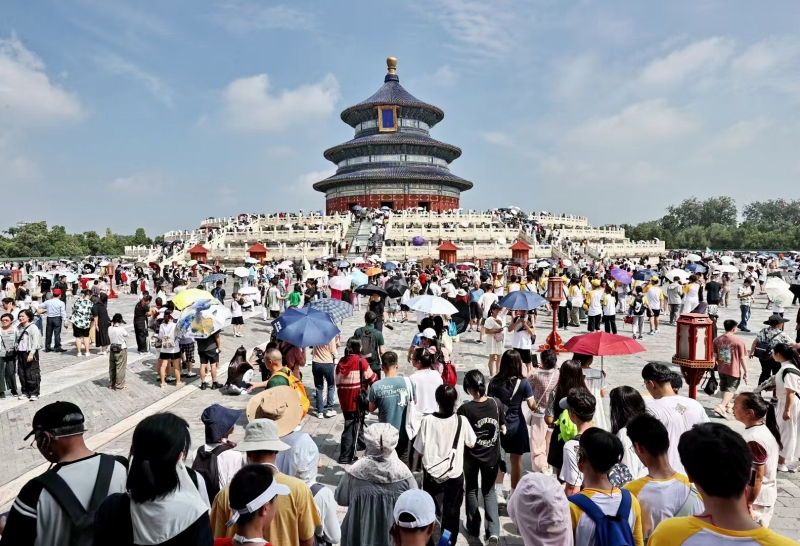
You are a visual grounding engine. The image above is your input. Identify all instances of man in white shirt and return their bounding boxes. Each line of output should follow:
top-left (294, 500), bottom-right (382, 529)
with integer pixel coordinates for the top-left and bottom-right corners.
top-left (196, 404), bottom-right (245, 499)
top-left (559, 387), bottom-right (597, 496)
top-left (641, 362), bottom-right (709, 475)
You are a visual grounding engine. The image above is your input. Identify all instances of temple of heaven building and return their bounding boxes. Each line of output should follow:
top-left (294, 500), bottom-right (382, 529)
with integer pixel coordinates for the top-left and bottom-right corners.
top-left (313, 57), bottom-right (472, 213)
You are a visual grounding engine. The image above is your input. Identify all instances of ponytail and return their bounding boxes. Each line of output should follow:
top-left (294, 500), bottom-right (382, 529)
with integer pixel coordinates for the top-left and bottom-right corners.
top-left (739, 392), bottom-right (783, 451)
top-left (463, 369), bottom-right (487, 397)
top-left (765, 403), bottom-right (784, 451)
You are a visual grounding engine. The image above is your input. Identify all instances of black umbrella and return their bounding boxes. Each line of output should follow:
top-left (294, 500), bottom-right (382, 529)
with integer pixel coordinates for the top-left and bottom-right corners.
top-left (384, 276), bottom-right (409, 298)
top-left (354, 284), bottom-right (388, 297)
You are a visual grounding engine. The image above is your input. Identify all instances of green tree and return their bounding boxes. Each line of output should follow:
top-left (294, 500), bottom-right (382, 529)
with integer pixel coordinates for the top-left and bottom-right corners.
top-left (131, 228), bottom-right (151, 246)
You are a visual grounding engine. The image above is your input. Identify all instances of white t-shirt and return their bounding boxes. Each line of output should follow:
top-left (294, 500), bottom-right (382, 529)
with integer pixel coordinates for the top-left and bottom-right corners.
top-left (644, 286), bottom-right (664, 309)
top-left (230, 300), bottom-right (243, 318)
top-left (645, 396), bottom-right (709, 474)
top-left (268, 287), bottom-right (281, 311)
top-left (158, 321), bottom-right (180, 354)
top-left (570, 489), bottom-right (642, 546)
top-left (617, 427), bottom-right (647, 479)
top-left (744, 423), bottom-right (780, 507)
top-left (624, 473), bottom-right (704, 540)
top-left (477, 292), bottom-right (499, 318)
top-left (511, 319), bottom-right (532, 350)
top-left (410, 369), bottom-right (443, 415)
top-left (560, 436), bottom-right (582, 487)
top-left (414, 414), bottom-right (476, 481)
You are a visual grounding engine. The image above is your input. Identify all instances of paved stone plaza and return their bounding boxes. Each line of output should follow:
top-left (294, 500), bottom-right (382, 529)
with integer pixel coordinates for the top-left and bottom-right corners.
top-left (1, 279), bottom-right (799, 543)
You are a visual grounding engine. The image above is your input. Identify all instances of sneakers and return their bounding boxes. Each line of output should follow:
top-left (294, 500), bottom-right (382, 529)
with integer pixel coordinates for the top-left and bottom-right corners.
top-left (185, 372), bottom-right (198, 377)
top-left (487, 536), bottom-right (499, 546)
top-left (30, 395), bottom-right (38, 401)
top-left (315, 411), bottom-right (325, 419)
top-left (654, 328), bottom-right (660, 333)
top-left (17, 395), bottom-right (25, 400)
top-left (778, 464), bottom-right (790, 472)
top-left (324, 410), bottom-right (336, 418)
top-left (166, 376), bottom-right (176, 383)
top-left (648, 331), bottom-right (655, 336)
top-left (200, 383), bottom-right (208, 390)
top-left (211, 382), bottom-right (221, 390)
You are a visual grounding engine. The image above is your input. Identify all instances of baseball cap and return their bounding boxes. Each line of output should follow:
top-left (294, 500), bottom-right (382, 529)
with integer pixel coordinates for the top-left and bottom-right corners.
top-left (421, 328), bottom-right (437, 340)
top-left (52, 289), bottom-right (62, 296)
top-left (393, 489), bottom-right (436, 529)
top-left (24, 401), bottom-right (85, 440)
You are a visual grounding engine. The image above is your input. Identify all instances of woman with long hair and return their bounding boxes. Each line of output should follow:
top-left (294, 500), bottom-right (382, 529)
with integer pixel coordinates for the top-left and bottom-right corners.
top-left (488, 350), bottom-right (535, 495)
top-left (94, 413), bottom-right (213, 545)
top-left (221, 346), bottom-right (254, 395)
top-left (545, 359), bottom-right (588, 476)
top-left (734, 392), bottom-right (782, 527)
top-left (133, 294), bottom-right (153, 354)
top-left (92, 292), bottom-right (111, 355)
top-left (771, 343), bottom-right (800, 472)
top-left (609, 386), bottom-right (648, 478)
top-left (459, 370), bottom-right (503, 543)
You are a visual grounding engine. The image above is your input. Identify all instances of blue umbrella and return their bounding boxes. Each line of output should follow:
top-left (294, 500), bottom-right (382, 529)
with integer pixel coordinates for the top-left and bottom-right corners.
top-left (352, 205), bottom-right (362, 211)
top-left (0, 269), bottom-right (11, 276)
top-left (497, 290), bottom-right (547, 310)
top-left (350, 270), bottom-right (368, 287)
top-left (633, 269), bottom-right (655, 281)
top-left (382, 262), bottom-right (397, 271)
top-left (202, 273), bottom-right (227, 284)
top-left (271, 307), bottom-right (340, 348)
top-left (309, 298), bottom-right (354, 323)
top-left (337, 260), bottom-right (350, 268)
top-left (685, 263), bottom-right (707, 273)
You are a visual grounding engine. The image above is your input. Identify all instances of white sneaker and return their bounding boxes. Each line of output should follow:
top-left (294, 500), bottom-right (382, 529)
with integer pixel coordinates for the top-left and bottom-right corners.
top-left (315, 411), bottom-right (324, 419)
top-left (324, 410), bottom-right (336, 418)
top-left (778, 464), bottom-right (790, 472)
top-left (30, 395), bottom-right (38, 401)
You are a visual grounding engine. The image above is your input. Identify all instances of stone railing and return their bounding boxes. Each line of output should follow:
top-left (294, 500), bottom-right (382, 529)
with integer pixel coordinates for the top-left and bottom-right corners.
top-left (386, 225), bottom-right (523, 243)
top-left (553, 226), bottom-right (627, 241)
top-left (587, 240), bottom-right (667, 259)
top-left (208, 242), bottom-right (334, 261)
top-left (388, 211), bottom-right (589, 228)
top-left (222, 227), bottom-right (342, 244)
top-left (382, 241), bottom-right (553, 261)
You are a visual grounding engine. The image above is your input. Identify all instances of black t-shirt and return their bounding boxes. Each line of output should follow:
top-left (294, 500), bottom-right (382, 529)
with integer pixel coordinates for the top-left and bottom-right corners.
top-left (457, 398), bottom-right (505, 465)
top-left (196, 335), bottom-right (218, 352)
top-left (40, 278), bottom-right (52, 293)
top-left (133, 303), bottom-right (150, 324)
top-left (304, 287), bottom-right (316, 302)
top-left (369, 298), bottom-right (385, 322)
top-left (705, 281), bottom-right (722, 304)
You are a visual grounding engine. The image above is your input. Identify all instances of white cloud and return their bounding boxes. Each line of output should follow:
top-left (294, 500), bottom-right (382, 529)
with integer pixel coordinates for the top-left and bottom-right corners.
top-left (708, 117), bottom-right (773, 150)
top-left (96, 54), bottom-right (173, 106)
top-left (222, 73), bottom-right (339, 132)
top-left (563, 100), bottom-right (698, 148)
top-left (0, 35), bottom-right (85, 128)
top-left (638, 37), bottom-right (735, 86)
top-left (108, 172), bottom-right (167, 195)
top-left (213, 1), bottom-right (315, 33)
top-left (294, 168), bottom-right (336, 193)
top-left (730, 36), bottom-right (800, 97)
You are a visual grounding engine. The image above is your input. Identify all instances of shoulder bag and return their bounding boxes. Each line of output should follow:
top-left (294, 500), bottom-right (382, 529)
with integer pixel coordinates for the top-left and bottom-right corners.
top-left (423, 415), bottom-right (463, 483)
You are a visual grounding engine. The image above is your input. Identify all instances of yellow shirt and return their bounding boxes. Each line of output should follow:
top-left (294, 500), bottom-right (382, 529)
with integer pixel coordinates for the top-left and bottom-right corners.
top-left (210, 469), bottom-right (321, 544)
top-left (648, 516), bottom-right (798, 545)
top-left (569, 488), bottom-right (645, 546)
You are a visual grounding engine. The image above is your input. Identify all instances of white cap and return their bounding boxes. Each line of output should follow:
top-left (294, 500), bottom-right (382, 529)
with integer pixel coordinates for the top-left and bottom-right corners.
top-left (421, 328), bottom-right (437, 340)
top-left (393, 490), bottom-right (436, 529)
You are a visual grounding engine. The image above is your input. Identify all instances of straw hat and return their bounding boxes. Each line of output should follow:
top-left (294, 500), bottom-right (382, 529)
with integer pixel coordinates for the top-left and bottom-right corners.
top-left (245, 386), bottom-right (303, 436)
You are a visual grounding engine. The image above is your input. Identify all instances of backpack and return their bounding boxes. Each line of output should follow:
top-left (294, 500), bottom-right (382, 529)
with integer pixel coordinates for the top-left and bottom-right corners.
top-left (568, 489), bottom-right (636, 546)
top-left (191, 444), bottom-right (233, 502)
top-left (309, 483), bottom-right (332, 546)
top-left (357, 328), bottom-right (382, 370)
top-left (271, 370), bottom-right (311, 416)
top-left (441, 361), bottom-right (457, 387)
top-left (33, 454), bottom-right (116, 546)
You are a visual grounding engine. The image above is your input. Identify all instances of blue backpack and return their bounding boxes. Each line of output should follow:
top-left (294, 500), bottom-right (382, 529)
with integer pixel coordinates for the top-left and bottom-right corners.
top-left (568, 489), bottom-right (635, 546)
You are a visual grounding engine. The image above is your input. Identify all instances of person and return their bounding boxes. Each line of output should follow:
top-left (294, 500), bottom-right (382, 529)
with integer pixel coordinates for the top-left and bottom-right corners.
top-left (414, 384), bottom-right (476, 546)
top-left (527, 348), bottom-right (560, 472)
top-left (567, 427), bottom-right (644, 546)
top-left (92, 292), bottom-right (111, 355)
top-left (276, 338), bottom-right (306, 380)
top-left (247, 348), bottom-right (293, 391)
top-left (210, 419), bottom-right (321, 546)
top-left (559, 387), bottom-right (597, 496)
top-left (459, 370), bottom-right (503, 544)
top-left (231, 292), bottom-right (244, 337)
top-left (601, 285), bottom-right (617, 334)
top-left (178, 331), bottom-right (198, 379)
top-left (16, 309), bottom-right (44, 401)
top-left (311, 336), bottom-right (340, 418)
top-left (508, 310), bottom-right (536, 373)
top-left (734, 392), bottom-right (782, 527)
top-left (335, 337), bottom-right (377, 464)
top-left (69, 290), bottom-right (94, 356)
top-left (628, 286), bottom-right (647, 339)
top-left (642, 362), bottom-right (709, 475)
top-left (1, 402), bottom-right (128, 546)
top-left (574, 353), bottom-right (609, 431)
top-left (94, 412), bottom-right (213, 545)
top-left (546, 359), bottom-right (588, 476)
top-left (468, 280), bottom-right (484, 333)
top-left (666, 276), bottom-right (684, 325)
top-left (291, 439), bottom-right (341, 546)
top-left (220, 346), bottom-right (254, 395)
top-left (108, 312), bottom-right (129, 390)
top-left (389, 490), bottom-right (437, 546)
top-left (336, 423), bottom-right (417, 546)
top-left (157, 310), bottom-right (182, 388)
top-left (368, 292), bottom-right (386, 332)
top-left (409, 346), bottom-right (443, 416)
top-left (195, 404), bottom-right (246, 500)
top-left (488, 349), bottom-right (535, 494)
top-left (750, 315), bottom-right (794, 388)
top-left (213, 464), bottom-right (289, 546)
top-left (737, 278), bottom-right (754, 332)
top-left (586, 279), bottom-right (604, 332)
top-left (40, 290), bottom-right (67, 352)
top-left (212, 280), bottom-right (226, 303)
top-left (354, 311), bottom-right (386, 378)
top-left (649, 423), bottom-right (796, 546)
top-left (643, 277), bottom-right (664, 335)
top-left (610, 386), bottom-right (648, 479)
top-left (133, 295), bottom-right (153, 354)
top-left (568, 277), bottom-right (584, 328)
top-left (770, 343), bottom-right (800, 473)
top-left (483, 303), bottom-right (506, 376)
top-left (0, 313), bottom-right (19, 399)
top-left (712, 319), bottom-right (749, 417)
top-left (198, 330), bottom-right (222, 390)
top-left (368, 351), bottom-right (415, 462)
top-left (623, 414), bottom-right (704, 541)
top-left (681, 275), bottom-right (701, 316)
top-left (509, 473), bottom-right (574, 546)
top-left (287, 282), bottom-right (302, 308)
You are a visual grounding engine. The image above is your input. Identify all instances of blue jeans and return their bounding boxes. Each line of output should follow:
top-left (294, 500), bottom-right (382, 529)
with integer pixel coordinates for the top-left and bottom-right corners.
top-left (739, 305), bottom-right (751, 330)
top-left (311, 362), bottom-right (335, 413)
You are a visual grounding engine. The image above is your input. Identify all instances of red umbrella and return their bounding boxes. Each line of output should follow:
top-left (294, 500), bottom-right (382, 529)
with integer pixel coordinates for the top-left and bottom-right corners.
top-left (563, 332), bottom-right (645, 371)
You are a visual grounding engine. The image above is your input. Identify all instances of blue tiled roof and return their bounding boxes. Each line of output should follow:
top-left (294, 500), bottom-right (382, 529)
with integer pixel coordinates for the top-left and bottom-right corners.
top-left (313, 165), bottom-right (473, 192)
top-left (323, 132), bottom-right (462, 163)
top-left (341, 78), bottom-right (444, 128)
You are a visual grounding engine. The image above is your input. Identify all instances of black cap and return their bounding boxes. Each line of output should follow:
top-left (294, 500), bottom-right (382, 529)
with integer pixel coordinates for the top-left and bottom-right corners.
top-left (24, 401), bottom-right (85, 440)
top-left (112, 313), bottom-right (126, 324)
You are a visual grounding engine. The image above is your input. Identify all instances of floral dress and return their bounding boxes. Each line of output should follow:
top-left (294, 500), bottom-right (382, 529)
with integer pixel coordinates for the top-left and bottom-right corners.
top-left (70, 299), bottom-right (94, 334)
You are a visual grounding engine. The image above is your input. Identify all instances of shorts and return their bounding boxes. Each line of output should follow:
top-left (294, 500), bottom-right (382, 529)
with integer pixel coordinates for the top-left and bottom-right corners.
top-left (232, 317), bottom-right (244, 325)
top-left (270, 310), bottom-right (281, 319)
top-left (719, 372), bottom-right (741, 393)
top-left (159, 351), bottom-right (180, 361)
top-left (469, 302), bottom-right (481, 320)
top-left (72, 326), bottom-right (90, 338)
top-left (180, 343), bottom-right (196, 363)
top-left (516, 348), bottom-right (532, 364)
top-left (646, 309), bottom-right (661, 318)
top-left (199, 348), bottom-right (219, 365)
top-left (400, 304), bottom-right (410, 312)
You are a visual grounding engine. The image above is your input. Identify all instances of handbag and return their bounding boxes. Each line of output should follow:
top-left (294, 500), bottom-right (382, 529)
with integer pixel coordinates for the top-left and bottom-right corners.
top-left (151, 334), bottom-right (162, 349)
top-left (0, 335), bottom-right (15, 359)
top-left (356, 357), bottom-right (370, 414)
top-left (423, 415), bottom-right (463, 483)
top-left (624, 316), bottom-right (633, 324)
top-left (702, 370), bottom-right (718, 396)
top-left (404, 377), bottom-right (422, 439)
top-left (110, 344), bottom-right (123, 353)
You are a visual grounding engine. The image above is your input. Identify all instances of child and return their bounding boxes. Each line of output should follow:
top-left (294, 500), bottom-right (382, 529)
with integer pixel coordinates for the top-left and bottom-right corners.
top-left (602, 285), bottom-right (617, 334)
top-left (215, 464), bottom-right (290, 546)
top-left (288, 283), bottom-right (302, 309)
top-left (230, 293), bottom-right (244, 338)
top-left (628, 287), bottom-right (647, 340)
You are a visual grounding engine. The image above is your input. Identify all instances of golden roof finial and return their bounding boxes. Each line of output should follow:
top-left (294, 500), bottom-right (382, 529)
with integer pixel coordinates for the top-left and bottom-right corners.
top-left (387, 57), bottom-right (397, 74)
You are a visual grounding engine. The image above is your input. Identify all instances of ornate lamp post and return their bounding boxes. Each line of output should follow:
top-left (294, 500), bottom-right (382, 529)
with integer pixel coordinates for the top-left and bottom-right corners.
top-left (106, 263), bottom-right (118, 299)
top-left (538, 275), bottom-right (566, 354)
top-left (672, 313), bottom-right (714, 399)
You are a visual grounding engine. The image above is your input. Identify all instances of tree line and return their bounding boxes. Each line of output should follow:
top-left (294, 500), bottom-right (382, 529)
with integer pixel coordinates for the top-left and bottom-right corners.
top-left (620, 197), bottom-right (800, 250)
top-left (0, 222), bottom-right (159, 259)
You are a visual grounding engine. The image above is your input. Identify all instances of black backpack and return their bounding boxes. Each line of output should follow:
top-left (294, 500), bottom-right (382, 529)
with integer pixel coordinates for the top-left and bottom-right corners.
top-left (191, 444), bottom-right (233, 502)
top-left (357, 328), bottom-right (381, 370)
top-left (34, 454), bottom-right (116, 546)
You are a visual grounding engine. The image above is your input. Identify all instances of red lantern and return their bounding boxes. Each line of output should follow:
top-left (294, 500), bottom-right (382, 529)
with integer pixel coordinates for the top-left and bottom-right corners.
top-left (672, 313), bottom-right (714, 399)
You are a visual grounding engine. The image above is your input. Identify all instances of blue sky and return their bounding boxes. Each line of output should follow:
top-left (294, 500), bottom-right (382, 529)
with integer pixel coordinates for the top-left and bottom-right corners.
top-left (1, 0), bottom-right (799, 236)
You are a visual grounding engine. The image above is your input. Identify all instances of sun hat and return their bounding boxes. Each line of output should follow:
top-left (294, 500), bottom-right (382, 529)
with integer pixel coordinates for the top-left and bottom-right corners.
top-left (393, 489), bottom-right (436, 529)
top-left (508, 473), bottom-right (572, 546)
top-left (201, 404), bottom-right (243, 444)
top-left (233, 419), bottom-right (290, 453)
top-left (420, 328), bottom-right (437, 340)
top-left (764, 314), bottom-right (790, 326)
top-left (456, 289), bottom-right (467, 297)
top-left (245, 386), bottom-right (303, 436)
